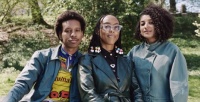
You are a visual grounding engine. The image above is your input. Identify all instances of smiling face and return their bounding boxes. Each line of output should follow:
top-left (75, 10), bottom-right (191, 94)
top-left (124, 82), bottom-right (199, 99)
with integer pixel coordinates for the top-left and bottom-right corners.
top-left (140, 15), bottom-right (156, 43)
top-left (100, 15), bottom-right (121, 51)
top-left (59, 19), bottom-right (83, 52)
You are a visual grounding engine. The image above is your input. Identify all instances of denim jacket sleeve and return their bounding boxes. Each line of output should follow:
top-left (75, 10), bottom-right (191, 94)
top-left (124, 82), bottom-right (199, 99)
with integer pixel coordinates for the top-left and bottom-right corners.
top-left (169, 49), bottom-right (188, 102)
top-left (3, 50), bottom-right (47, 102)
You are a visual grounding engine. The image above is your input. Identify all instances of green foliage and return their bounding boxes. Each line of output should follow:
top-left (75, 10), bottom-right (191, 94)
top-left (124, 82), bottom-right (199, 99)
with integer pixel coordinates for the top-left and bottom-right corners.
top-left (9, 15), bottom-right (32, 26)
top-left (121, 33), bottom-right (140, 54)
top-left (193, 14), bottom-right (200, 37)
top-left (79, 35), bottom-right (91, 53)
top-left (174, 16), bottom-right (200, 35)
top-left (0, 0), bottom-right (27, 23)
top-left (170, 36), bottom-right (199, 48)
top-left (1, 30), bottom-right (52, 71)
top-left (185, 54), bottom-right (200, 71)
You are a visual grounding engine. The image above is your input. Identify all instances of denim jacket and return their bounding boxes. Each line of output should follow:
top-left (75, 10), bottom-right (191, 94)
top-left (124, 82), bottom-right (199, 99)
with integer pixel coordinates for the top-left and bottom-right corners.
top-left (3, 45), bottom-right (82, 102)
top-left (127, 41), bottom-right (188, 102)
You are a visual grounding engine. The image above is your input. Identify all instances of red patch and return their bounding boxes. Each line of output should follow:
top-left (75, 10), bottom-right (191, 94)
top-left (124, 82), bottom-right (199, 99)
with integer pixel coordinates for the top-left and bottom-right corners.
top-left (61, 62), bottom-right (66, 69)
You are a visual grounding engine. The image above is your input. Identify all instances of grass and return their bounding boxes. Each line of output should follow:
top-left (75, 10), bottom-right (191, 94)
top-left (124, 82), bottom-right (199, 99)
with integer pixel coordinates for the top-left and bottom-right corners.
top-left (0, 68), bottom-right (20, 95)
top-left (188, 75), bottom-right (200, 102)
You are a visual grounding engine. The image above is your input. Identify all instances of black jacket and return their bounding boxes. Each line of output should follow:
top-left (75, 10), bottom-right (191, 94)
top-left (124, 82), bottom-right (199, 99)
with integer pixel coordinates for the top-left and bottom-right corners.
top-left (77, 53), bottom-right (143, 102)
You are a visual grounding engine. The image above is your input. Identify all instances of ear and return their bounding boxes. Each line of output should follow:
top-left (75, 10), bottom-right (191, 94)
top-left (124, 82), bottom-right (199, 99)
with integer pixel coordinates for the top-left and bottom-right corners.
top-left (58, 33), bottom-right (62, 41)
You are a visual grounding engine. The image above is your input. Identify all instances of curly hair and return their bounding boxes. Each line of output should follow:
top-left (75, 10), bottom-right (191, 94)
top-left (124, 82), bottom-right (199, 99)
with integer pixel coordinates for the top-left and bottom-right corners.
top-left (135, 4), bottom-right (174, 42)
top-left (88, 15), bottom-right (122, 53)
top-left (55, 10), bottom-right (86, 41)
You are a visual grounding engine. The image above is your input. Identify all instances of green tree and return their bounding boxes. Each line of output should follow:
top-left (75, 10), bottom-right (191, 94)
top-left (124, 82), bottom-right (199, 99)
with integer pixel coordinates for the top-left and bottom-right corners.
top-left (0, 0), bottom-right (20, 23)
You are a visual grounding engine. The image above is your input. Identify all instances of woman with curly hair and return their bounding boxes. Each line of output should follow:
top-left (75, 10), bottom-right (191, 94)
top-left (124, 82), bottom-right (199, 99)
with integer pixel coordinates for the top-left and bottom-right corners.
top-left (127, 4), bottom-right (188, 102)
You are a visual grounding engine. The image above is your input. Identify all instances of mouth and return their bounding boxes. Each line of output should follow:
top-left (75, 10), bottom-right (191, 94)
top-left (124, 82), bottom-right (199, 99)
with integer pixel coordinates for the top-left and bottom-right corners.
top-left (143, 31), bottom-right (151, 33)
top-left (69, 39), bottom-right (79, 43)
top-left (107, 34), bottom-right (115, 38)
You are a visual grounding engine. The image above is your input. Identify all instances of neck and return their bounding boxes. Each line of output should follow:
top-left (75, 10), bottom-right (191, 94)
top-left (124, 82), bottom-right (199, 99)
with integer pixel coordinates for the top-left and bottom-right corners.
top-left (146, 38), bottom-right (157, 44)
top-left (62, 44), bottom-right (78, 55)
top-left (101, 44), bottom-right (114, 52)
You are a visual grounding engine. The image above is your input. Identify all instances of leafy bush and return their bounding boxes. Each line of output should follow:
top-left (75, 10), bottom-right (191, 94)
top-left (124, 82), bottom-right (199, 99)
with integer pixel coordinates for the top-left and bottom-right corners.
top-left (79, 34), bottom-right (90, 53)
top-left (1, 31), bottom-right (53, 71)
top-left (174, 16), bottom-right (200, 35)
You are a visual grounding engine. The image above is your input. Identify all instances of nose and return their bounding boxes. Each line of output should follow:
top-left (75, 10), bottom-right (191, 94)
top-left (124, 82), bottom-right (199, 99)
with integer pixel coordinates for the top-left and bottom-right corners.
top-left (144, 23), bottom-right (148, 28)
top-left (109, 27), bottom-right (115, 33)
top-left (109, 30), bottom-right (114, 33)
top-left (71, 31), bottom-right (77, 37)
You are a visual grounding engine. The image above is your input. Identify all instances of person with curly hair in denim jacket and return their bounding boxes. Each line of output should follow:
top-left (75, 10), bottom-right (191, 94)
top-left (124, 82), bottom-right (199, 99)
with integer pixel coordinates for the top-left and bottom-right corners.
top-left (127, 4), bottom-right (188, 102)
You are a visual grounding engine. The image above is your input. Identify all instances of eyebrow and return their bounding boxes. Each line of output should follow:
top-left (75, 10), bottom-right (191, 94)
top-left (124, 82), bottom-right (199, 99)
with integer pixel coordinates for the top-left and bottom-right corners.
top-left (140, 19), bottom-right (152, 22)
top-left (102, 22), bottom-right (119, 25)
top-left (63, 27), bottom-right (81, 30)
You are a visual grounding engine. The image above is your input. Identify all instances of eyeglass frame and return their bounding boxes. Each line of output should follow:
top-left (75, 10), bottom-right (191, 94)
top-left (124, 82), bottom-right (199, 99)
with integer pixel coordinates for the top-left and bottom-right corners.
top-left (100, 24), bottom-right (123, 32)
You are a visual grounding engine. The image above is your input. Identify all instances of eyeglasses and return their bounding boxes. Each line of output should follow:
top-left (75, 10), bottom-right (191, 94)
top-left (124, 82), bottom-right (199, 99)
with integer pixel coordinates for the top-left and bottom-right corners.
top-left (101, 24), bottom-right (123, 32)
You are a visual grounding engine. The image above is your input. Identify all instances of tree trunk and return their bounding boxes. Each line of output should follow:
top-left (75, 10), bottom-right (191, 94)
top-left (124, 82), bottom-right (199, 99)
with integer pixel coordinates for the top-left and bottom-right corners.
top-left (28, 0), bottom-right (50, 27)
top-left (169, 0), bottom-right (176, 13)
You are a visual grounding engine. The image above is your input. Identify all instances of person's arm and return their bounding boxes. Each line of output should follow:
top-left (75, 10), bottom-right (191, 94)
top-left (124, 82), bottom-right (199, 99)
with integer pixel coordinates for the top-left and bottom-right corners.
top-left (169, 49), bottom-right (188, 102)
top-left (77, 55), bottom-right (104, 102)
top-left (3, 51), bottom-right (45, 102)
